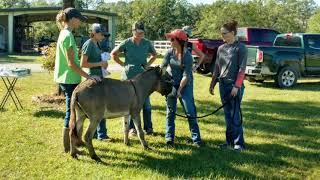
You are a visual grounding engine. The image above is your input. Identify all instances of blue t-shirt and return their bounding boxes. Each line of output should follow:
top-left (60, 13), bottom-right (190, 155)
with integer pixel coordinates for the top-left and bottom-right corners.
top-left (161, 48), bottom-right (193, 86)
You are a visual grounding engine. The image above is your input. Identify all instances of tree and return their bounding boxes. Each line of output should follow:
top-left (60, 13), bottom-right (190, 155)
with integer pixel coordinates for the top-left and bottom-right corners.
top-left (307, 10), bottom-right (320, 33)
top-left (0, 0), bottom-right (30, 8)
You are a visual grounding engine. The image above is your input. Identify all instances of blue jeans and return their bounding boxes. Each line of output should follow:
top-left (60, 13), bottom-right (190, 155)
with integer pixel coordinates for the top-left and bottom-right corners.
top-left (60, 84), bottom-right (107, 138)
top-left (165, 85), bottom-right (201, 143)
top-left (129, 97), bottom-right (152, 131)
top-left (60, 84), bottom-right (78, 128)
top-left (219, 82), bottom-right (245, 147)
top-left (94, 118), bottom-right (108, 139)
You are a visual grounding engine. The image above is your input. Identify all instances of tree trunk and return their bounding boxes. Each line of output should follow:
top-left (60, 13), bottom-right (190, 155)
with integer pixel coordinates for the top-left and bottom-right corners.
top-left (63, 0), bottom-right (75, 9)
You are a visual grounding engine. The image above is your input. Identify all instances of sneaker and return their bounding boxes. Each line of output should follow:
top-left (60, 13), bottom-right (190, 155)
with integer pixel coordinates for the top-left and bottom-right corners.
top-left (98, 135), bottom-right (113, 142)
top-left (234, 145), bottom-right (245, 151)
top-left (129, 129), bottom-right (137, 136)
top-left (218, 143), bottom-right (233, 150)
top-left (145, 128), bottom-right (154, 135)
top-left (193, 141), bottom-right (205, 148)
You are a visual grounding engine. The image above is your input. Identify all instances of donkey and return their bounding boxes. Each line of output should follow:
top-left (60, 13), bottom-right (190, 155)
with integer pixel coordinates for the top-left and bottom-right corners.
top-left (68, 66), bottom-right (172, 161)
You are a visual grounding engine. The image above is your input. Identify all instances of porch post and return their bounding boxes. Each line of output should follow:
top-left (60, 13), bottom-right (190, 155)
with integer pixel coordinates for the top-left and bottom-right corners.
top-left (8, 13), bottom-right (13, 53)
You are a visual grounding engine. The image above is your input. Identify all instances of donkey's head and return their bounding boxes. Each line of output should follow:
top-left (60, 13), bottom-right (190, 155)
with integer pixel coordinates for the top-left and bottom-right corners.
top-left (142, 65), bottom-right (172, 96)
top-left (155, 66), bottom-right (173, 96)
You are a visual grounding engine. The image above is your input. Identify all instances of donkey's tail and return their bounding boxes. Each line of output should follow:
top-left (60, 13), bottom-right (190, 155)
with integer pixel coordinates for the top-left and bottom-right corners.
top-left (69, 91), bottom-right (79, 139)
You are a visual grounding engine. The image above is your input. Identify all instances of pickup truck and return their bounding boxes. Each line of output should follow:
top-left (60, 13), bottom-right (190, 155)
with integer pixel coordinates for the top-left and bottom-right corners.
top-left (245, 33), bottom-right (320, 88)
top-left (190, 27), bottom-right (280, 74)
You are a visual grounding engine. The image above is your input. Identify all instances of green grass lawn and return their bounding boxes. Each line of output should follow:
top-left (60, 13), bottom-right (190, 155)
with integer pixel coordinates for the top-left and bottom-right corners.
top-left (0, 53), bottom-right (41, 64)
top-left (0, 73), bottom-right (319, 179)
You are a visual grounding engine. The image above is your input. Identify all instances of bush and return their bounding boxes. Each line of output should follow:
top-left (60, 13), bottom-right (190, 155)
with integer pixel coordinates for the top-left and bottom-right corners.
top-left (38, 42), bottom-right (56, 72)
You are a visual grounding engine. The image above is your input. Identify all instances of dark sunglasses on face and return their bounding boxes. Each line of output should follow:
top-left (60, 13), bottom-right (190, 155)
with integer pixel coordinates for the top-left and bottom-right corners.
top-left (170, 38), bottom-right (175, 42)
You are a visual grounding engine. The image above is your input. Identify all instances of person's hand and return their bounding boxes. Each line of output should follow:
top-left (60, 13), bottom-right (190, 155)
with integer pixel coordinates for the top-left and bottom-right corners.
top-left (209, 85), bottom-right (215, 95)
top-left (230, 87), bottom-right (239, 97)
top-left (193, 64), bottom-right (199, 72)
top-left (176, 89), bottom-right (182, 98)
top-left (88, 75), bottom-right (102, 82)
top-left (100, 61), bottom-right (108, 68)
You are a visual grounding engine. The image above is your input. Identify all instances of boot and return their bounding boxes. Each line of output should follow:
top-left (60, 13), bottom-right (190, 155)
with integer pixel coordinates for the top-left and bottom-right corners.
top-left (62, 127), bottom-right (70, 153)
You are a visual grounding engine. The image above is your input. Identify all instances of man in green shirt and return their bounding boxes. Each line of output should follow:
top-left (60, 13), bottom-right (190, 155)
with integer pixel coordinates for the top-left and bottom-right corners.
top-left (111, 21), bottom-right (157, 135)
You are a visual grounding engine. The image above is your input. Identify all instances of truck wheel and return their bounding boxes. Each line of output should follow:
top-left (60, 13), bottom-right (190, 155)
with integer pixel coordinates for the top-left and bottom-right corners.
top-left (275, 66), bottom-right (298, 88)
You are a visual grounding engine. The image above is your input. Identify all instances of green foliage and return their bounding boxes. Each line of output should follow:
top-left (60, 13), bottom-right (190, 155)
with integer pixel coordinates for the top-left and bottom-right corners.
top-left (307, 10), bottom-right (320, 33)
top-left (195, 0), bottom-right (318, 38)
top-left (38, 43), bottom-right (56, 72)
top-left (0, 73), bottom-right (319, 179)
top-left (0, 0), bottom-right (30, 8)
top-left (98, 0), bottom-right (201, 40)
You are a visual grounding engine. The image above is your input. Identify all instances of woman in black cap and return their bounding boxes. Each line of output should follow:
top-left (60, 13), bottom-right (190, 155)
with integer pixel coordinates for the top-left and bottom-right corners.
top-left (54, 8), bottom-right (101, 153)
top-left (80, 23), bottom-right (111, 141)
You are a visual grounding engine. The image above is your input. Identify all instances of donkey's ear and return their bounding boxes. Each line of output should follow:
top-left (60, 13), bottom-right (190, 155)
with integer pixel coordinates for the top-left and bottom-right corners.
top-left (160, 65), bottom-right (167, 76)
top-left (141, 64), bottom-right (147, 70)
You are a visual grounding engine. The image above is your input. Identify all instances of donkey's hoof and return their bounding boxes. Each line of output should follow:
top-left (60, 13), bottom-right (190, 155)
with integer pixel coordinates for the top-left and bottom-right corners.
top-left (144, 146), bottom-right (152, 150)
top-left (71, 153), bottom-right (78, 159)
top-left (91, 155), bottom-right (102, 162)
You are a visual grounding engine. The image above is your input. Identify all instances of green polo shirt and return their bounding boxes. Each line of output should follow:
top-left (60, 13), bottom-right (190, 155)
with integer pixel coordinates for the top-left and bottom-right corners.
top-left (54, 29), bottom-right (81, 84)
top-left (81, 39), bottom-right (103, 77)
top-left (115, 37), bottom-right (156, 80)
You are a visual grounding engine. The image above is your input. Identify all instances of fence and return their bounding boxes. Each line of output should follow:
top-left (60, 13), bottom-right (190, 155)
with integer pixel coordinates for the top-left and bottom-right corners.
top-left (115, 40), bottom-right (171, 55)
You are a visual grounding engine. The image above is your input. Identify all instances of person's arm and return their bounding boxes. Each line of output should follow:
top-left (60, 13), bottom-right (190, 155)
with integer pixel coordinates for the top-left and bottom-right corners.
top-left (66, 47), bottom-right (90, 79)
top-left (193, 44), bottom-right (205, 68)
top-left (147, 42), bottom-right (157, 67)
top-left (209, 49), bottom-right (220, 95)
top-left (177, 52), bottom-right (192, 97)
top-left (80, 54), bottom-right (108, 69)
top-left (111, 41), bottom-right (125, 66)
top-left (147, 52), bottom-right (157, 67)
top-left (231, 45), bottom-right (248, 97)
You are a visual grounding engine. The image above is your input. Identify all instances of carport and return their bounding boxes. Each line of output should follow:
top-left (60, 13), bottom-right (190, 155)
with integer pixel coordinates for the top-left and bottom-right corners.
top-left (0, 7), bottom-right (117, 53)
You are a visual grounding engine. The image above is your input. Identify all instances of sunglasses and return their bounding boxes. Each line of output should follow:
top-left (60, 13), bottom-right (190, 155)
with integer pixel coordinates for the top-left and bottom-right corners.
top-left (170, 38), bottom-right (176, 42)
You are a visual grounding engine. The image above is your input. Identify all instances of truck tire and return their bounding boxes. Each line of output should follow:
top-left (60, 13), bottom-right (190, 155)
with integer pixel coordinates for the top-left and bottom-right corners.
top-left (275, 66), bottom-right (298, 88)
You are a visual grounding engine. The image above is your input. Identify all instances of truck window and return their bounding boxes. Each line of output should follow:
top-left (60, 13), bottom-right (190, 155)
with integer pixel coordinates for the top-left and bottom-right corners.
top-left (306, 36), bottom-right (320, 49)
top-left (237, 28), bottom-right (247, 41)
top-left (274, 36), bottom-right (302, 47)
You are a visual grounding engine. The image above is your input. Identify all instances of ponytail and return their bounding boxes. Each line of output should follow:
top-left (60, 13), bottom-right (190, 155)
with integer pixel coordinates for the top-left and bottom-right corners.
top-left (56, 10), bottom-right (67, 30)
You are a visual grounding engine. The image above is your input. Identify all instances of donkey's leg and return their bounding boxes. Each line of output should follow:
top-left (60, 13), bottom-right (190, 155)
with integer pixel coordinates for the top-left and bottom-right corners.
top-left (75, 109), bottom-right (86, 147)
top-left (70, 112), bottom-right (86, 158)
top-left (132, 114), bottom-right (149, 149)
top-left (84, 117), bottom-right (101, 161)
top-left (123, 115), bottom-right (130, 146)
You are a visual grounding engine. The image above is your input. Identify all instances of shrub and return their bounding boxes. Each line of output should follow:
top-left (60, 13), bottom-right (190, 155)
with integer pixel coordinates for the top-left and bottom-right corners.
top-left (38, 42), bottom-right (56, 72)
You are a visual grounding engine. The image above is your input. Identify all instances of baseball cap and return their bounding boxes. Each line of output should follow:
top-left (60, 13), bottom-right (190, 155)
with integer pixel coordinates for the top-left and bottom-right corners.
top-left (132, 21), bottom-right (145, 33)
top-left (64, 7), bottom-right (87, 22)
top-left (182, 26), bottom-right (192, 37)
top-left (165, 29), bottom-right (188, 41)
top-left (91, 23), bottom-right (109, 36)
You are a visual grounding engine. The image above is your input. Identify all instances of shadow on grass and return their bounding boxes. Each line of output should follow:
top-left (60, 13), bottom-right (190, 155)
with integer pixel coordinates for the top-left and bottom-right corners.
top-left (91, 140), bottom-right (318, 179)
top-left (33, 109), bottom-right (65, 118)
